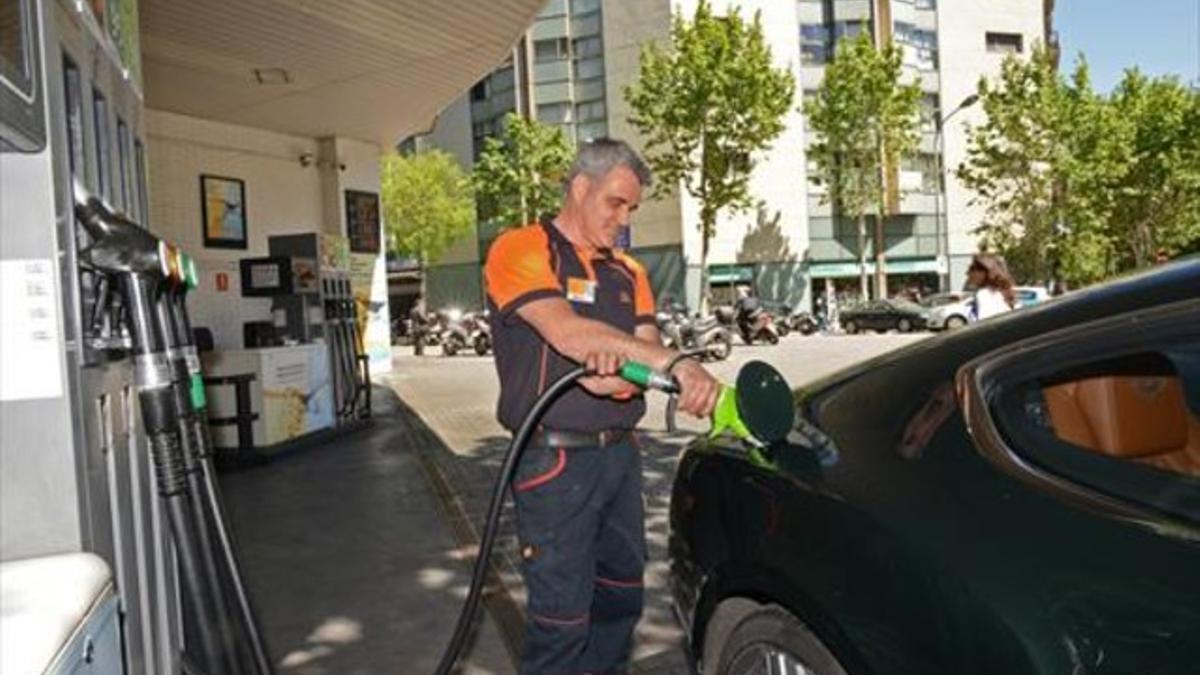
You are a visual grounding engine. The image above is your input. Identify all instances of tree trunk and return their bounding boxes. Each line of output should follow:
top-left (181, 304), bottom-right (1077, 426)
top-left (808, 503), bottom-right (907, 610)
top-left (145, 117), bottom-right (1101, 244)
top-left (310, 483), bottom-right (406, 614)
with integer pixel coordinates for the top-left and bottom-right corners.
top-left (699, 216), bottom-right (712, 315)
top-left (874, 211), bottom-right (887, 299)
top-left (857, 212), bottom-right (869, 301)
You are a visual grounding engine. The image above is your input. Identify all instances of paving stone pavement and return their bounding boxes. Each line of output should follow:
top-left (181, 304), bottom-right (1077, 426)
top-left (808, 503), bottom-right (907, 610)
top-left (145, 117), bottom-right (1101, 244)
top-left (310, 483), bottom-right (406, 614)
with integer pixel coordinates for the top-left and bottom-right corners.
top-left (384, 334), bottom-right (926, 674)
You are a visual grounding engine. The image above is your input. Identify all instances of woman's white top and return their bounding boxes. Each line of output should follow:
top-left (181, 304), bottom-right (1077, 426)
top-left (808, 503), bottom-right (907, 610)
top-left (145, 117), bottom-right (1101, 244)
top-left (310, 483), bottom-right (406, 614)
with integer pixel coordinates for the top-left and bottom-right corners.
top-left (974, 287), bottom-right (1013, 320)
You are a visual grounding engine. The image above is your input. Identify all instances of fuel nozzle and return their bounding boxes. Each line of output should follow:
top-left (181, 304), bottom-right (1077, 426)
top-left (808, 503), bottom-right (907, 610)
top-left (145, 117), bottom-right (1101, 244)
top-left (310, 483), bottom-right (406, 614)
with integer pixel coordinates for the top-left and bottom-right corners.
top-left (618, 362), bottom-right (680, 394)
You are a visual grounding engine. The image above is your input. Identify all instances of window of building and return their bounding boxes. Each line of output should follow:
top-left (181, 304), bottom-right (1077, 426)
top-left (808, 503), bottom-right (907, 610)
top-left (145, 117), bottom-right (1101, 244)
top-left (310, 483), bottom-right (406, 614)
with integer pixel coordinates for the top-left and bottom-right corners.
top-left (573, 35), bottom-right (602, 60)
top-left (534, 37), bottom-right (570, 63)
top-left (574, 56), bottom-right (605, 81)
top-left (576, 100), bottom-right (606, 122)
top-left (572, 0), bottom-right (601, 15)
top-left (919, 93), bottom-right (941, 131)
top-left (92, 89), bottom-right (112, 202)
top-left (576, 120), bottom-right (607, 143)
top-left (537, 102), bottom-right (572, 125)
top-left (986, 32), bottom-right (1023, 54)
top-left (470, 81), bottom-right (488, 101)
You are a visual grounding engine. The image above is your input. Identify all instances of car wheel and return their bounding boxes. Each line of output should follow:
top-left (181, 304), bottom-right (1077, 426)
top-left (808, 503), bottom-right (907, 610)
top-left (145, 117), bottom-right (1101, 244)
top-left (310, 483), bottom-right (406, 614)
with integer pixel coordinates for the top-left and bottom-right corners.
top-left (897, 317), bottom-right (913, 333)
top-left (707, 332), bottom-right (733, 361)
top-left (713, 604), bottom-right (848, 675)
top-left (945, 315), bottom-right (968, 330)
top-left (843, 320), bottom-right (858, 335)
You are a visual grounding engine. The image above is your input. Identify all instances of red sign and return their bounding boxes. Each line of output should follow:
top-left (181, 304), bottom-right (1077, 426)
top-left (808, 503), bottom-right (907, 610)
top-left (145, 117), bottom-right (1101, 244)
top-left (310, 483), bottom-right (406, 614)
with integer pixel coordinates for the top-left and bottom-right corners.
top-left (216, 273), bottom-right (229, 292)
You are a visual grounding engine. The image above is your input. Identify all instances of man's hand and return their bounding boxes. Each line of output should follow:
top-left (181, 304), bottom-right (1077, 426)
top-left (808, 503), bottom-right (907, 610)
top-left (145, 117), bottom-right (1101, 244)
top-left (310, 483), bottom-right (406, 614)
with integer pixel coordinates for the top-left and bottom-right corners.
top-left (670, 359), bottom-right (720, 418)
top-left (578, 351), bottom-right (637, 398)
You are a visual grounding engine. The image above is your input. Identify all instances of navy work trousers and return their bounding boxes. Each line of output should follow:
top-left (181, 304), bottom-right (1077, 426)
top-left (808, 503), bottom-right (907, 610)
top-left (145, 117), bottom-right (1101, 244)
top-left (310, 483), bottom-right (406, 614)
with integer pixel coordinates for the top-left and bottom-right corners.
top-left (511, 439), bottom-right (646, 675)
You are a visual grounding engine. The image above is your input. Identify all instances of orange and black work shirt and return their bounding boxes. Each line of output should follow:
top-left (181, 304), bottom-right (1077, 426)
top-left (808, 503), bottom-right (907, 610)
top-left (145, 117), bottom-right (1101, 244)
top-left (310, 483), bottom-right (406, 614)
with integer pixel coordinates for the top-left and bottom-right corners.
top-left (484, 221), bottom-right (656, 433)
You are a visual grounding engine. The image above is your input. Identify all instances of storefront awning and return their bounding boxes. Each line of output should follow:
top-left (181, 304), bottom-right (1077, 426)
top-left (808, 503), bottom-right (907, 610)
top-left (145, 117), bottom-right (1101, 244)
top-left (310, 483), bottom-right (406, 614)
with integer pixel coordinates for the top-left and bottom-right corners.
top-left (140, 0), bottom-right (545, 146)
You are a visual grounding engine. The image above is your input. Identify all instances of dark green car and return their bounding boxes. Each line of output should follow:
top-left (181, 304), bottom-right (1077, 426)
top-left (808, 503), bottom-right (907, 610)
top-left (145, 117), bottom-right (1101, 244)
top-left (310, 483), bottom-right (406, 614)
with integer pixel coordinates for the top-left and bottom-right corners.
top-left (670, 261), bottom-right (1200, 674)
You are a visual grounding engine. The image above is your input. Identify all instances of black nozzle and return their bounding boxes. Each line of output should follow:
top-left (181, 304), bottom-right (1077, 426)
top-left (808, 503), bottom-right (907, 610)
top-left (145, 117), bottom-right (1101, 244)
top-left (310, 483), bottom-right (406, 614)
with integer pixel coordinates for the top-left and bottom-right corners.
top-left (73, 181), bottom-right (164, 278)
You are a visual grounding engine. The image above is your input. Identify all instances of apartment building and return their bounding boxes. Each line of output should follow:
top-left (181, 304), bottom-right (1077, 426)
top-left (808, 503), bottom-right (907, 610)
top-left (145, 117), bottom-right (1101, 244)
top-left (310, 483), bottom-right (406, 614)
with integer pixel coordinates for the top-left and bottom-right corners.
top-left (414, 0), bottom-right (1048, 311)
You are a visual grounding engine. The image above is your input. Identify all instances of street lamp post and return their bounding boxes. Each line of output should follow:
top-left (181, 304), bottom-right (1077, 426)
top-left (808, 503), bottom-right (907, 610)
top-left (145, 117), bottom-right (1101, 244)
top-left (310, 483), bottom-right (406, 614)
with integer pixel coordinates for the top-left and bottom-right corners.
top-left (934, 93), bottom-right (979, 292)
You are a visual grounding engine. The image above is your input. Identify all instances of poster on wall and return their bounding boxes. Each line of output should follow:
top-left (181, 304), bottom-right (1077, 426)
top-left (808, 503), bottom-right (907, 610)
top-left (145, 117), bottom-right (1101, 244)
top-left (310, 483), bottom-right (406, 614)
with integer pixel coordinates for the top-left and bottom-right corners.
top-left (349, 253), bottom-right (392, 376)
top-left (201, 174), bottom-right (247, 249)
top-left (344, 189), bottom-right (381, 254)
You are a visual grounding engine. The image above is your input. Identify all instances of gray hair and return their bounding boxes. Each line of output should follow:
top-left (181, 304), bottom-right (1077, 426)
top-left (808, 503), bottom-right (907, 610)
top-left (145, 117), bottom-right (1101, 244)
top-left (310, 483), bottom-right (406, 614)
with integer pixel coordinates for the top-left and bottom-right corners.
top-left (565, 138), bottom-right (653, 190)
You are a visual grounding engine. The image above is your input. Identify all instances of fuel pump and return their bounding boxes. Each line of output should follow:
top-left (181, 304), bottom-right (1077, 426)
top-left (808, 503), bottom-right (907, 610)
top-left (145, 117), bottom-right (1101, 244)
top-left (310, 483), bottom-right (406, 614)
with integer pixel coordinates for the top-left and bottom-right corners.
top-left (74, 184), bottom-right (269, 675)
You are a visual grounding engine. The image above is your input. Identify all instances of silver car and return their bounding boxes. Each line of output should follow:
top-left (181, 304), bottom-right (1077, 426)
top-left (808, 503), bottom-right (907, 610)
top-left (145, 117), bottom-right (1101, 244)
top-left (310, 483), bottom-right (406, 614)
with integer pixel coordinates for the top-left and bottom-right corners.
top-left (923, 291), bottom-right (974, 330)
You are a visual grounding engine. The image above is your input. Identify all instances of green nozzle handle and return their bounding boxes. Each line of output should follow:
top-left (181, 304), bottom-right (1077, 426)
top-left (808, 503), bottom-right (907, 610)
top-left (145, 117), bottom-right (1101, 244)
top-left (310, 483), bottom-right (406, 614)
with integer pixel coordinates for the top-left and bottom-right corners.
top-left (619, 362), bottom-right (680, 394)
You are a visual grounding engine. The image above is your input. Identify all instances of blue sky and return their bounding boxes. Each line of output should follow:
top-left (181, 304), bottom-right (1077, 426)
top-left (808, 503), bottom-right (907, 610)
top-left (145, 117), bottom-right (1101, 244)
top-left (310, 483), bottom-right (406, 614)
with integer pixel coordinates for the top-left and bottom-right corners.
top-left (1055, 0), bottom-right (1199, 91)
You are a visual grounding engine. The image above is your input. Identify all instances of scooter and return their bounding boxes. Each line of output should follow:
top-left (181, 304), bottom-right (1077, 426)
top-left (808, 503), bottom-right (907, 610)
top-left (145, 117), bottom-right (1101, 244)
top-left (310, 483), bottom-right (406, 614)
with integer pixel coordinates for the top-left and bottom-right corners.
top-left (433, 358), bottom-right (795, 675)
top-left (439, 310), bottom-right (470, 357)
top-left (736, 304), bottom-right (780, 345)
top-left (469, 311), bottom-right (492, 356)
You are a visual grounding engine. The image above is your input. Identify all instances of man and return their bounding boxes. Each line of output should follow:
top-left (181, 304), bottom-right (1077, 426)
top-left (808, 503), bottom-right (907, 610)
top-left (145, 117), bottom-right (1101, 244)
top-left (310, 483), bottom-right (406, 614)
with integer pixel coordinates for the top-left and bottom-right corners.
top-left (409, 293), bottom-right (431, 356)
top-left (484, 139), bottom-right (719, 674)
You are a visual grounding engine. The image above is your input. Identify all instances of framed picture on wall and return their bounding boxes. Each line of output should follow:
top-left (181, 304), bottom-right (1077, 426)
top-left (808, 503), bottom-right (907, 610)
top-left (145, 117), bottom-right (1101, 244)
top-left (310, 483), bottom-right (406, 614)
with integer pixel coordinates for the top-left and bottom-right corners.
top-left (344, 189), bottom-right (381, 254)
top-left (201, 174), bottom-right (247, 249)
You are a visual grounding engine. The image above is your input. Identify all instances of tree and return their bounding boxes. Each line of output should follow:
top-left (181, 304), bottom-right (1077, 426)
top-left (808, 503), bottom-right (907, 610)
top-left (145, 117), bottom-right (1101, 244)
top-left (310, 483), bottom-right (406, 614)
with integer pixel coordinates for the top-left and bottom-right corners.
top-left (804, 33), bottom-right (922, 300)
top-left (624, 0), bottom-right (794, 310)
top-left (380, 150), bottom-right (475, 265)
top-left (958, 47), bottom-right (1200, 287)
top-left (1107, 70), bottom-right (1200, 269)
top-left (472, 112), bottom-right (574, 232)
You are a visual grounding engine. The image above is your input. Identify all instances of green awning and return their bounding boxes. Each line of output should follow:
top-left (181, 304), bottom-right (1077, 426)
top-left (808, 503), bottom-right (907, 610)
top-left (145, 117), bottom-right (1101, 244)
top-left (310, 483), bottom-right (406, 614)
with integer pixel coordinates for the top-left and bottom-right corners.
top-left (708, 265), bottom-right (754, 284)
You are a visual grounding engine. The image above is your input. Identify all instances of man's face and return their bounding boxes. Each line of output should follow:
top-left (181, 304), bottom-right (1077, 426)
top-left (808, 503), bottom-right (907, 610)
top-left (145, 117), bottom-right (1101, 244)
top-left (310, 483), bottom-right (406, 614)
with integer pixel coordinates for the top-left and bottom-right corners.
top-left (570, 166), bottom-right (642, 249)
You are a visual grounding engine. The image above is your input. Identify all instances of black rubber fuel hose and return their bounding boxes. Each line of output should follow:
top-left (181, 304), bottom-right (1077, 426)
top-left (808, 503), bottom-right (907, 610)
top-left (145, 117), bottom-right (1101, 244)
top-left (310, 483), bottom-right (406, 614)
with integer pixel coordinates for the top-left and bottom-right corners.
top-left (433, 366), bottom-right (587, 675)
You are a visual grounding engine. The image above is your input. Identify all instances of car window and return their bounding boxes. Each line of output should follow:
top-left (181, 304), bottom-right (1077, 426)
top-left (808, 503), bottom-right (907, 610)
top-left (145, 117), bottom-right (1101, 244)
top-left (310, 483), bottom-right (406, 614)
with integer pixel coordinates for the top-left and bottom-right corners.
top-left (987, 323), bottom-right (1200, 525)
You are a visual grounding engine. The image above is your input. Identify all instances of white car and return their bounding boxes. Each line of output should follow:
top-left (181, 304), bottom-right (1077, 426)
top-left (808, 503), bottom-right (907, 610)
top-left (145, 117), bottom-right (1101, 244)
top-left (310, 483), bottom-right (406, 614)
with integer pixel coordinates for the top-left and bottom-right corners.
top-left (1014, 286), bottom-right (1050, 308)
top-left (922, 292), bottom-right (974, 330)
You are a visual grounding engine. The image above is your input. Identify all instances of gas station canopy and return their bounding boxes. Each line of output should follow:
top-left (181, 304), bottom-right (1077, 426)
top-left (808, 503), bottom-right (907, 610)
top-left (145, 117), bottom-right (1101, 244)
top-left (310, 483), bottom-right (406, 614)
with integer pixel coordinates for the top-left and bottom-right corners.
top-left (140, 0), bottom-right (545, 145)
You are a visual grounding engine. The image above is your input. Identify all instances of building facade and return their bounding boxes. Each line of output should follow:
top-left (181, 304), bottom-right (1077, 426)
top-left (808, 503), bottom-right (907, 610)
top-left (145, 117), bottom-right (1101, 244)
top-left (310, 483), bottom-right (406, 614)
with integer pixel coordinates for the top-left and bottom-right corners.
top-left (419, 0), bottom-right (1048, 312)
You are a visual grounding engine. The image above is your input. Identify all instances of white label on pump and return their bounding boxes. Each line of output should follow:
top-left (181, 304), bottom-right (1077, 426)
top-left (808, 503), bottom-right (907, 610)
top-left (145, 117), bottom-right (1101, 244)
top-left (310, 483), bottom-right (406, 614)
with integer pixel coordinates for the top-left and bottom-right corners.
top-left (0, 259), bottom-right (64, 401)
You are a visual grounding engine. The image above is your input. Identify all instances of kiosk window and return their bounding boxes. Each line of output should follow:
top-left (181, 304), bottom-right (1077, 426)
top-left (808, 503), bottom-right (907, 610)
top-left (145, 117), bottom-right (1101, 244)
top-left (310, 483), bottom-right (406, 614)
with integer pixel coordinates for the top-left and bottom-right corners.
top-left (93, 89), bottom-right (112, 201)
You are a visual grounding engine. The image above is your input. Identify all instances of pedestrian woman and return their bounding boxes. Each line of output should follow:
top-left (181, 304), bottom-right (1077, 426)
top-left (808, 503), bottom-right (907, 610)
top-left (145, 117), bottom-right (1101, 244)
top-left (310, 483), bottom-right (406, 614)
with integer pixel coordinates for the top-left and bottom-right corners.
top-left (966, 253), bottom-right (1016, 320)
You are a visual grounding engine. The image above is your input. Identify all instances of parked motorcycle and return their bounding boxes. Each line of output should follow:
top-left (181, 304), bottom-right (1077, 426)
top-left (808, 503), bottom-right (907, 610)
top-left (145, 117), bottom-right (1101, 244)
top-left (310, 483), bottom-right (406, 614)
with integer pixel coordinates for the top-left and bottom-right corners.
top-left (734, 300), bottom-right (779, 345)
top-left (788, 310), bottom-right (818, 336)
top-left (658, 302), bottom-right (732, 361)
top-left (439, 309), bottom-right (470, 357)
top-left (469, 310), bottom-right (492, 356)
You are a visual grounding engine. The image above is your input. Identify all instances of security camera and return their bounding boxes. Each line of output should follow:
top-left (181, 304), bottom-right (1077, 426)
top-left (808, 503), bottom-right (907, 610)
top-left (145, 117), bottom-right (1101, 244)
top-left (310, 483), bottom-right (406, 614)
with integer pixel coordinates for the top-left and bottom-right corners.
top-left (299, 152), bottom-right (315, 167)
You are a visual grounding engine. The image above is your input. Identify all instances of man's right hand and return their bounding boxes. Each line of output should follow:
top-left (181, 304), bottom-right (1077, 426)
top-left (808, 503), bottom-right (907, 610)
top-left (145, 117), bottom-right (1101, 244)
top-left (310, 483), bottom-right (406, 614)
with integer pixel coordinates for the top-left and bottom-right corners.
top-left (669, 358), bottom-right (720, 419)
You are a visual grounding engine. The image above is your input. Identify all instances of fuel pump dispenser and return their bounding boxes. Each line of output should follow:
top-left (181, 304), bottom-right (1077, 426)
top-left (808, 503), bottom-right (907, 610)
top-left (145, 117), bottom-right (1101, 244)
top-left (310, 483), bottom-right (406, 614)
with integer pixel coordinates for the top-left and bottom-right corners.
top-left (74, 185), bottom-right (271, 675)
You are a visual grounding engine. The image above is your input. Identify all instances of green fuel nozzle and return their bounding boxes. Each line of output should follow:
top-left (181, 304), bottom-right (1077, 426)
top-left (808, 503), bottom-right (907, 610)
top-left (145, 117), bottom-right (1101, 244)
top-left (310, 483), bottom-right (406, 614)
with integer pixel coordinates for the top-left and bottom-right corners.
top-left (618, 361), bottom-right (758, 444)
top-left (618, 361), bottom-right (680, 394)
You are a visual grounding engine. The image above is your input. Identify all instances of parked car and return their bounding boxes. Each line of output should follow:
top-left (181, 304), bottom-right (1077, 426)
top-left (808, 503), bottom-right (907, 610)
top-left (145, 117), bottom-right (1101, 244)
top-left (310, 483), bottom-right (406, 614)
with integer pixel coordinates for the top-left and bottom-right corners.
top-left (923, 292), bottom-right (974, 331)
top-left (839, 298), bottom-right (929, 334)
top-left (669, 261), bottom-right (1200, 675)
top-left (1014, 285), bottom-right (1050, 308)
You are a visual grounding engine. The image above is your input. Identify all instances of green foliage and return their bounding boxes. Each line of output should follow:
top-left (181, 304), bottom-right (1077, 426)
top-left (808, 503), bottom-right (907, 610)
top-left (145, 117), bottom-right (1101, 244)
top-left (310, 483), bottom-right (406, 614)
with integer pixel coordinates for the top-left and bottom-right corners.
top-left (624, 0), bottom-right (795, 304)
top-left (380, 150), bottom-right (475, 264)
top-left (958, 46), bottom-right (1200, 287)
top-left (472, 113), bottom-right (574, 232)
top-left (803, 33), bottom-right (922, 298)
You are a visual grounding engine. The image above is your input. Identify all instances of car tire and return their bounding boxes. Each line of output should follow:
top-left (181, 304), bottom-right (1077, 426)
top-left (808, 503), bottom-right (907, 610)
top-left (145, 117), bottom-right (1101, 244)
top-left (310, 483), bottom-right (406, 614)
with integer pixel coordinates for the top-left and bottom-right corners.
top-left (945, 315), bottom-right (968, 330)
top-left (897, 318), bottom-right (913, 333)
top-left (712, 604), bottom-right (849, 675)
top-left (844, 320), bottom-right (858, 335)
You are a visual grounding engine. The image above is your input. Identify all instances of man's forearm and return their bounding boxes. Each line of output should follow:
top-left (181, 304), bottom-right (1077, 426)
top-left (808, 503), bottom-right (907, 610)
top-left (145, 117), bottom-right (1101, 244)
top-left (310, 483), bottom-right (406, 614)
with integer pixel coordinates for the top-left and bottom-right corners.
top-left (517, 298), bottom-right (675, 371)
